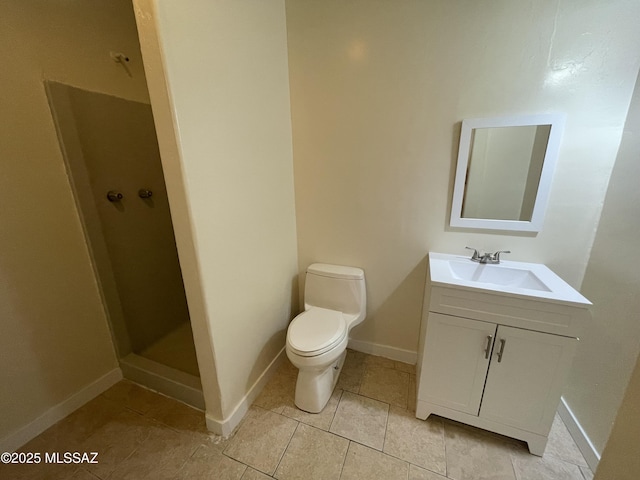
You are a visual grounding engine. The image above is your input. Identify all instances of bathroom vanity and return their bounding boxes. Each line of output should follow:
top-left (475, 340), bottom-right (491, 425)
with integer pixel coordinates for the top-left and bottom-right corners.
top-left (416, 252), bottom-right (591, 455)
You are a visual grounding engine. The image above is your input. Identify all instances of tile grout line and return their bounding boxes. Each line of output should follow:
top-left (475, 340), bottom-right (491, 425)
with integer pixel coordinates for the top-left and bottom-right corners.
top-left (221, 406), bottom-right (259, 459)
top-left (381, 401), bottom-right (391, 454)
top-left (338, 441), bottom-right (353, 479)
top-left (305, 422), bottom-right (351, 480)
top-left (82, 468), bottom-right (103, 480)
top-left (546, 451), bottom-right (590, 469)
top-left (328, 390), bottom-right (342, 433)
top-left (353, 388), bottom-right (408, 410)
top-left (373, 409), bottom-right (449, 478)
top-left (442, 418), bottom-right (449, 479)
top-left (326, 395), bottom-right (391, 453)
top-left (508, 442), bottom-right (521, 480)
top-left (236, 463), bottom-right (249, 480)
top-left (300, 355), bottom-right (420, 463)
top-left (327, 389), bottom-right (345, 431)
top-left (271, 417), bottom-right (300, 477)
top-left (373, 435), bottom-right (448, 477)
top-left (332, 406), bottom-right (435, 480)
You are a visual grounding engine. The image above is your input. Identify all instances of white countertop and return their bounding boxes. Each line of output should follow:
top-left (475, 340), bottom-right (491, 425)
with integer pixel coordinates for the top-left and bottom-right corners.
top-left (429, 252), bottom-right (591, 307)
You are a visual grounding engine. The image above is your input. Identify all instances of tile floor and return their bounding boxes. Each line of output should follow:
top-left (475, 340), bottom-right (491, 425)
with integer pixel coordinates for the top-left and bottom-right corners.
top-left (1, 350), bottom-right (594, 480)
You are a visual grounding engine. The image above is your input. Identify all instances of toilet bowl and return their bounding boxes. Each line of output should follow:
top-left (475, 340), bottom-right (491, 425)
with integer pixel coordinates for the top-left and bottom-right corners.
top-left (286, 263), bottom-right (366, 413)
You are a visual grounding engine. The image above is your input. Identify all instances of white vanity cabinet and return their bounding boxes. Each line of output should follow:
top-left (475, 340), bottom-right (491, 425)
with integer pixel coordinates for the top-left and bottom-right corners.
top-left (419, 312), bottom-right (577, 452)
top-left (417, 255), bottom-right (591, 456)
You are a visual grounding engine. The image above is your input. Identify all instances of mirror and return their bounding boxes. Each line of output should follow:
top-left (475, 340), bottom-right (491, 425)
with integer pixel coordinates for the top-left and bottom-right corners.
top-left (450, 113), bottom-right (565, 232)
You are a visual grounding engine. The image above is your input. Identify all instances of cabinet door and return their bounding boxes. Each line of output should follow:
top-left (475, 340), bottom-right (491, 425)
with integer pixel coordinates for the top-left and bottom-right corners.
top-left (480, 325), bottom-right (577, 435)
top-left (418, 313), bottom-right (496, 415)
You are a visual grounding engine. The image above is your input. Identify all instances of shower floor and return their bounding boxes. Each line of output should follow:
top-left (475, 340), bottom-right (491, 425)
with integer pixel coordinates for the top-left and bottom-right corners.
top-left (139, 322), bottom-right (200, 377)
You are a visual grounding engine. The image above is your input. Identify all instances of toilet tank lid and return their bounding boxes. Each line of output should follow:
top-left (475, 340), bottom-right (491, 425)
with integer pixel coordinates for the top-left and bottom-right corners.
top-left (307, 263), bottom-right (364, 280)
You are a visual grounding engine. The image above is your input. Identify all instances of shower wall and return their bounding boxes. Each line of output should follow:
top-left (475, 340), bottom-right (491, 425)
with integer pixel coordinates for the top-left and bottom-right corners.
top-left (52, 84), bottom-right (191, 355)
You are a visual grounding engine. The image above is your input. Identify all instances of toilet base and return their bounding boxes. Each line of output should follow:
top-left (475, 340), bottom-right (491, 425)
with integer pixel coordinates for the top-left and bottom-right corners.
top-left (294, 350), bottom-right (347, 413)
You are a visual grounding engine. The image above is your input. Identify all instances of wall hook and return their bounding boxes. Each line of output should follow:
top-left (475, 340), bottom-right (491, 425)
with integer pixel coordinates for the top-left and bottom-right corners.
top-left (110, 51), bottom-right (132, 77)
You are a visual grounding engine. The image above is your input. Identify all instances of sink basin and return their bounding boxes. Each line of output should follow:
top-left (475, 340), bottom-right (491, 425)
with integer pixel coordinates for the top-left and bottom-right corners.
top-left (447, 261), bottom-right (551, 292)
top-left (429, 252), bottom-right (591, 306)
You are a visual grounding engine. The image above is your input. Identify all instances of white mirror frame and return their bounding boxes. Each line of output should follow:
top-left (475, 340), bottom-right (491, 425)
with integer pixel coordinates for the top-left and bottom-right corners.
top-left (450, 113), bottom-right (565, 232)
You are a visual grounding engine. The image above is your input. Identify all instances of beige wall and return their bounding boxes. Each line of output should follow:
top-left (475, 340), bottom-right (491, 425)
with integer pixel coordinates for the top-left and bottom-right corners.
top-left (595, 354), bottom-right (640, 480)
top-left (564, 71), bottom-right (640, 456)
top-left (286, 0), bottom-right (640, 355)
top-left (134, 0), bottom-right (298, 423)
top-left (0, 0), bottom-right (147, 442)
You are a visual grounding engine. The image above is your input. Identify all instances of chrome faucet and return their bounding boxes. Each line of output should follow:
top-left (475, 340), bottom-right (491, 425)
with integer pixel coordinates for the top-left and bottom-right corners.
top-left (465, 247), bottom-right (511, 264)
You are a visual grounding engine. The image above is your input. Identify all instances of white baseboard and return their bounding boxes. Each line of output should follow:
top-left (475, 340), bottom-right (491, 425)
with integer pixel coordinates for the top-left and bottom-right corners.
top-left (0, 368), bottom-right (123, 453)
top-left (206, 347), bottom-right (285, 437)
top-left (348, 338), bottom-right (417, 365)
top-left (558, 396), bottom-right (600, 472)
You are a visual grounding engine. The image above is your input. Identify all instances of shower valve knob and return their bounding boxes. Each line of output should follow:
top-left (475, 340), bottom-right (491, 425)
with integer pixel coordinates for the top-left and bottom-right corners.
top-left (138, 189), bottom-right (153, 199)
top-left (106, 191), bottom-right (123, 202)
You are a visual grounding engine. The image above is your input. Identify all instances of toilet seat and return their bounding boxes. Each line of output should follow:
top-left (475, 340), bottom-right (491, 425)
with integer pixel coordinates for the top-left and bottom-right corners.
top-left (287, 307), bottom-right (347, 357)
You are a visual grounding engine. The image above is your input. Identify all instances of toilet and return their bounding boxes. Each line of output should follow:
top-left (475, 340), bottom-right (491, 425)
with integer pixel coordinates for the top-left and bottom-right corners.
top-left (286, 263), bottom-right (366, 413)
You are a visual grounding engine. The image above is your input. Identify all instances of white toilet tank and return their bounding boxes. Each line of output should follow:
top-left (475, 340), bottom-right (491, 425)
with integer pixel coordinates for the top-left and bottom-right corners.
top-left (304, 264), bottom-right (366, 321)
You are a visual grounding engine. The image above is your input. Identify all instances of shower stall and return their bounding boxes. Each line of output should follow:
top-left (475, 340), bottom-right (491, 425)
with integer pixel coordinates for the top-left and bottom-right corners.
top-left (47, 82), bottom-right (203, 408)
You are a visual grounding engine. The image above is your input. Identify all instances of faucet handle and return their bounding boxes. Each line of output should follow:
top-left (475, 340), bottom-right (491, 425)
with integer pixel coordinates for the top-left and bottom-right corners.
top-left (491, 250), bottom-right (511, 263)
top-left (465, 246), bottom-right (481, 262)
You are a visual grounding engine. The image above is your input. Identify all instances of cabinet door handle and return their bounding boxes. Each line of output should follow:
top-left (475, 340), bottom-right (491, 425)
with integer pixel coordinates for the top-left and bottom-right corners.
top-left (496, 338), bottom-right (506, 363)
top-left (484, 335), bottom-right (493, 359)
